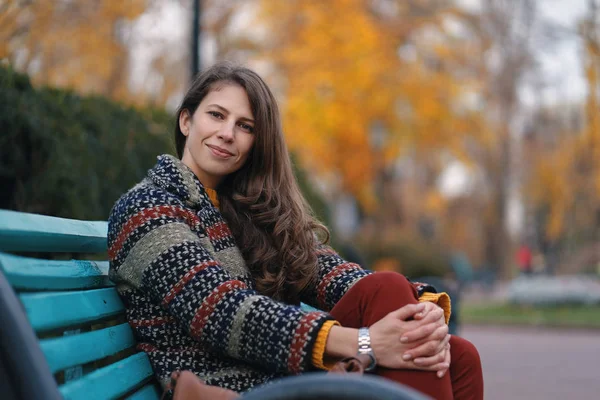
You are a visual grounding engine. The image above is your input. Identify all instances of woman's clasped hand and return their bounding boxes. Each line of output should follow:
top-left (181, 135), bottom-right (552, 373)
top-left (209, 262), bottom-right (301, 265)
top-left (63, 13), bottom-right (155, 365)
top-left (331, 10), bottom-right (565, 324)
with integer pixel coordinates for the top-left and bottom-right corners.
top-left (369, 302), bottom-right (451, 377)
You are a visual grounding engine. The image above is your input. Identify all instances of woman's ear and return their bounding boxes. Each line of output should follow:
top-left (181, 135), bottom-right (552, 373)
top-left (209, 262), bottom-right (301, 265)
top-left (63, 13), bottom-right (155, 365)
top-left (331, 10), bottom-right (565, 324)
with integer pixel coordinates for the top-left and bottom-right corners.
top-left (179, 109), bottom-right (191, 136)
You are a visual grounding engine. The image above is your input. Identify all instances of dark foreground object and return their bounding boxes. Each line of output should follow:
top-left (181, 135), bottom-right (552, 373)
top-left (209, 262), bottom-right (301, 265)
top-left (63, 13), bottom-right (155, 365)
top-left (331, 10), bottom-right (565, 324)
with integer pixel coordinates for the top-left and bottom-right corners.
top-left (241, 373), bottom-right (429, 400)
top-left (0, 269), bottom-right (62, 400)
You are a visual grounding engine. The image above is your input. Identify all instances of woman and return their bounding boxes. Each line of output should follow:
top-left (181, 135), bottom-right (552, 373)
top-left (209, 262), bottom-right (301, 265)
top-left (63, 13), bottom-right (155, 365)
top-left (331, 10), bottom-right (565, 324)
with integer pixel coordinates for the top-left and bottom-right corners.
top-left (108, 62), bottom-right (483, 399)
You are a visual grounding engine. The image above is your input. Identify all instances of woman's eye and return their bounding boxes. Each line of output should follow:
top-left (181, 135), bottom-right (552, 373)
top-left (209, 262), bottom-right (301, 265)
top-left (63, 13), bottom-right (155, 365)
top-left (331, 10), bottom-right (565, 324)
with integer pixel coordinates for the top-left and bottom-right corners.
top-left (208, 111), bottom-right (224, 119)
top-left (238, 123), bottom-right (254, 133)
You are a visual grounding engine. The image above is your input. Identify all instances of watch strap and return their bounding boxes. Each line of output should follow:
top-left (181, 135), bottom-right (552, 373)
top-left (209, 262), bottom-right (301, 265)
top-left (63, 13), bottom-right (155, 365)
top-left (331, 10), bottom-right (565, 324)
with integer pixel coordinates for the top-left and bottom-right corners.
top-left (357, 327), bottom-right (377, 371)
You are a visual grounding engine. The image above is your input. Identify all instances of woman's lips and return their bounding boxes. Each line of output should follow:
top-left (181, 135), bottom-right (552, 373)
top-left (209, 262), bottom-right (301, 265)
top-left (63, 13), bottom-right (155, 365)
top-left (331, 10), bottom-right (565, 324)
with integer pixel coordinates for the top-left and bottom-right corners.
top-left (207, 144), bottom-right (234, 159)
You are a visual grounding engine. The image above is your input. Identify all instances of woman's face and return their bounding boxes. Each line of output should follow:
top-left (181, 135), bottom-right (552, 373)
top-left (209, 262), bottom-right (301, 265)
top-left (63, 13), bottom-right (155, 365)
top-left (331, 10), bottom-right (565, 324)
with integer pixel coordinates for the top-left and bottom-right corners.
top-left (179, 83), bottom-right (256, 188)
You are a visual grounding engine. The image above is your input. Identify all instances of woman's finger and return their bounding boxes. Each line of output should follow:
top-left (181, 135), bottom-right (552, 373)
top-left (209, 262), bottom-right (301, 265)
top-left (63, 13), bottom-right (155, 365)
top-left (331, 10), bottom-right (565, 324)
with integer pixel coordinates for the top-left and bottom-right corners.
top-left (389, 303), bottom-right (426, 321)
top-left (412, 345), bottom-right (451, 375)
top-left (404, 324), bottom-right (449, 349)
top-left (401, 308), bottom-right (445, 343)
top-left (429, 325), bottom-right (449, 343)
top-left (437, 344), bottom-right (451, 377)
top-left (402, 331), bottom-right (450, 361)
top-left (404, 341), bottom-right (444, 364)
top-left (437, 335), bottom-right (451, 358)
top-left (413, 302), bottom-right (436, 320)
top-left (412, 353), bottom-right (449, 371)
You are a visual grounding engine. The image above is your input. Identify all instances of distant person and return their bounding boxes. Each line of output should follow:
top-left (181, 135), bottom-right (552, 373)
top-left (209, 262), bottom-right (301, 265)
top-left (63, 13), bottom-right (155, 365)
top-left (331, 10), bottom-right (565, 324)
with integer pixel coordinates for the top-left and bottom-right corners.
top-left (107, 62), bottom-right (482, 399)
top-left (516, 244), bottom-right (533, 276)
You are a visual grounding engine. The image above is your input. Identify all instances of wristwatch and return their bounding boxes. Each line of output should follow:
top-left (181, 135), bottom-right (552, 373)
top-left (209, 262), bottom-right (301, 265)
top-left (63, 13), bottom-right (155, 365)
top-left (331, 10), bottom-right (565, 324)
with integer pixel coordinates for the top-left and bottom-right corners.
top-left (357, 327), bottom-right (377, 371)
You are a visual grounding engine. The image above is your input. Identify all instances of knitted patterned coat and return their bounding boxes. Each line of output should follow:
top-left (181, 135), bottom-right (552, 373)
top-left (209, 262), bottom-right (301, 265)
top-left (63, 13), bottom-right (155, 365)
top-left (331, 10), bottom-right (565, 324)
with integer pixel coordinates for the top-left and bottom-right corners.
top-left (107, 154), bottom-right (373, 392)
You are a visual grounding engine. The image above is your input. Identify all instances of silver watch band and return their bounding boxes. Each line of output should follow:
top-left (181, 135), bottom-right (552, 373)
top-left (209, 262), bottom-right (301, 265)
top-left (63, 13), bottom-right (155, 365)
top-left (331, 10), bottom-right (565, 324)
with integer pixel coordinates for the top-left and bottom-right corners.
top-left (357, 327), bottom-right (377, 371)
top-left (357, 327), bottom-right (372, 354)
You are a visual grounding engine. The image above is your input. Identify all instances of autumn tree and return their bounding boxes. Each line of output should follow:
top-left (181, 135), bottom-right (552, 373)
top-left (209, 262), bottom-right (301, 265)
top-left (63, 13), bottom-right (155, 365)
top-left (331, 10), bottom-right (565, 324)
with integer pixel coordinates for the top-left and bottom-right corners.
top-left (514, 0), bottom-right (600, 275)
top-left (441, 0), bottom-right (539, 276)
top-left (0, 0), bottom-right (149, 101)
top-left (257, 0), bottom-right (485, 215)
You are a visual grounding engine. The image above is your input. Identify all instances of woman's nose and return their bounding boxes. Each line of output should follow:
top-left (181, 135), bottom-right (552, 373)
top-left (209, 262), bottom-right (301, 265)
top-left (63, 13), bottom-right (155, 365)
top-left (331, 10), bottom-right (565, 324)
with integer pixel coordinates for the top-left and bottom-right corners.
top-left (218, 123), bottom-right (235, 141)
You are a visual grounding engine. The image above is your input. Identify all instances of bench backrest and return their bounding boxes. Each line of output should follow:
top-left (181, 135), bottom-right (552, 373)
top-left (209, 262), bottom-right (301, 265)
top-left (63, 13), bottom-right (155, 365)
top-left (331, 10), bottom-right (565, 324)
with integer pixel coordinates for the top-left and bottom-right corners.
top-left (0, 210), bottom-right (161, 400)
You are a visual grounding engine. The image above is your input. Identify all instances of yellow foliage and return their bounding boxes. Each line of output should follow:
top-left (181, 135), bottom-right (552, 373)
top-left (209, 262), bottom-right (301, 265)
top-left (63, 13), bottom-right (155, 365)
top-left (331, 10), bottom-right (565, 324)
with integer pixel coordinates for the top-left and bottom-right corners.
top-left (0, 0), bottom-right (145, 101)
top-left (425, 190), bottom-right (446, 215)
top-left (258, 0), bottom-right (484, 209)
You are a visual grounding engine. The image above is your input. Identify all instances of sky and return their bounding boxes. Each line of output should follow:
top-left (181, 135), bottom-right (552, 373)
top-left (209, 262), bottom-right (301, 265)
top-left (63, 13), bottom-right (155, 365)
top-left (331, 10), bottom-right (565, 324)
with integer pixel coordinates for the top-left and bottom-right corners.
top-left (527, 0), bottom-right (589, 106)
top-left (457, 0), bottom-right (589, 106)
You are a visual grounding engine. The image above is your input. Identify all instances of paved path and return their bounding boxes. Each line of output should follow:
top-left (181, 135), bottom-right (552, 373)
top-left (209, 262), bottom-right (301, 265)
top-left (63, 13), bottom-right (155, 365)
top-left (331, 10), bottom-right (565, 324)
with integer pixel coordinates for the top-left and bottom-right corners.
top-left (461, 325), bottom-right (600, 400)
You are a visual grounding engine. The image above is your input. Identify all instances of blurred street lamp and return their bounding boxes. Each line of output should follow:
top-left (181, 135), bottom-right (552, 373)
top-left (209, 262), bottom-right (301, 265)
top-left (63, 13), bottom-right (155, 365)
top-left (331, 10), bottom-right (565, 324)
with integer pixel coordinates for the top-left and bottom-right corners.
top-left (191, 0), bottom-right (201, 81)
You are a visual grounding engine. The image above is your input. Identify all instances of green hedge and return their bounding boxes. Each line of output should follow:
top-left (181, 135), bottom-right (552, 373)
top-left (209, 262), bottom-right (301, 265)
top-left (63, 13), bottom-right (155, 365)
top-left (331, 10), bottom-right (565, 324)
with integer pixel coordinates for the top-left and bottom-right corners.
top-left (356, 234), bottom-right (451, 278)
top-left (0, 65), bottom-right (174, 220)
top-left (0, 65), bottom-right (329, 225)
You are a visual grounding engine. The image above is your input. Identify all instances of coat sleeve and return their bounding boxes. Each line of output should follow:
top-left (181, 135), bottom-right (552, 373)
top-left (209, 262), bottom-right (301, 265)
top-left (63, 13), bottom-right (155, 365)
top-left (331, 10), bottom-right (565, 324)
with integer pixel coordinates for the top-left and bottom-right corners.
top-left (299, 243), bottom-right (372, 311)
top-left (299, 244), bottom-right (446, 314)
top-left (108, 187), bottom-right (333, 374)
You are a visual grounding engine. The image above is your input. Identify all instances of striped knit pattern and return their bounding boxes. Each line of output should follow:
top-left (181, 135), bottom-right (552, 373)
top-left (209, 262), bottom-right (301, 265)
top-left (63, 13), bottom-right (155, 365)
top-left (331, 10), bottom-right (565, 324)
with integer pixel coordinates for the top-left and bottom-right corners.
top-left (107, 154), bottom-right (370, 393)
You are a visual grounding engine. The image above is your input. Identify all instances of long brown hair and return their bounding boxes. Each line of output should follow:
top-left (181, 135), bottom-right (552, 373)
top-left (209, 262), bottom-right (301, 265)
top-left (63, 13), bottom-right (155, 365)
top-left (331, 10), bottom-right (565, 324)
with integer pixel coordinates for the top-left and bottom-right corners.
top-left (174, 62), bottom-right (329, 304)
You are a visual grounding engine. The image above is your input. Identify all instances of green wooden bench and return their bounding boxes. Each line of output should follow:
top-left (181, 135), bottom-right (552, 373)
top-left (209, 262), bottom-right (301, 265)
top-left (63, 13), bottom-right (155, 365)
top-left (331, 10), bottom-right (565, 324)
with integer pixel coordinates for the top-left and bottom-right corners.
top-left (0, 209), bottom-right (426, 400)
top-left (0, 209), bottom-right (161, 400)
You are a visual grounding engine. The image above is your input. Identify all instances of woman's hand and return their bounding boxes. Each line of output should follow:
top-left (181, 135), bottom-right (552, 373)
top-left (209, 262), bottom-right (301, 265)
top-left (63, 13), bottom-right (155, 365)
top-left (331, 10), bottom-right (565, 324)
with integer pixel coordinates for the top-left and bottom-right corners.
top-left (327, 301), bottom-right (450, 376)
top-left (399, 301), bottom-right (450, 376)
top-left (368, 303), bottom-right (436, 370)
top-left (401, 302), bottom-right (448, 356)
top-left (410, 343), bottom-right (452, 377)
top-left (369, 303), bottom-right (450, 376)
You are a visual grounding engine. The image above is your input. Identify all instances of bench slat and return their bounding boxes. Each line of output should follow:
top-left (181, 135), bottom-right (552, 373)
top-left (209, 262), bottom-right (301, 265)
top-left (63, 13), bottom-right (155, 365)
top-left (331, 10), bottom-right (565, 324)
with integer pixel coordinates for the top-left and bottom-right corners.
top-left (0, 252), bottom-right (112, 290)
top-left (0, 210), bottom-right (108, 253)
top-left (40, 323), bottom-right (136, 373)
top-left (126, 383), bottom-right (162, 400)
top-left (59, 352), bottom-right (154, 400)
top-left (20, 288), bottom-right (124, 332)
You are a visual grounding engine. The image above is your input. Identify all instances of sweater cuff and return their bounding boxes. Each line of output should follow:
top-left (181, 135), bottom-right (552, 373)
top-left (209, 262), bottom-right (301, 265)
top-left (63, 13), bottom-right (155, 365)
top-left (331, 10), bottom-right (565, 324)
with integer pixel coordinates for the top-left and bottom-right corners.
top-left (311, 320), bottom-right (340, 370)
top-left (419, 292), bottom-right (452, 324)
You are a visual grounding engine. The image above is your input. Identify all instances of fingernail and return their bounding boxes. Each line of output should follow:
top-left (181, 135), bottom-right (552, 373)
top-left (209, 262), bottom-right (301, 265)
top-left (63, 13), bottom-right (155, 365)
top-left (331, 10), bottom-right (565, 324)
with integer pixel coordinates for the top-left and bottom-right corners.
top-left (416, 312), bottom-right (423, 318)
top-left (401, 337), bottom-right (408, 343)
top-left (402, 354), bottom-right (412, 361)
top-left (437, 371), bottom-right (444, 378)
top-left (414, 358), bottom-right (423, 364)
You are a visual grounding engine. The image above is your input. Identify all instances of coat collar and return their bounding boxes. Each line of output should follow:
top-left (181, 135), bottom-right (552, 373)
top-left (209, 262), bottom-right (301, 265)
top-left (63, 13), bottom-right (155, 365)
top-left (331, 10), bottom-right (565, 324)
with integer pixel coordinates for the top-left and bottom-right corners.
top-left (148, 154), bottom-right (213, 209)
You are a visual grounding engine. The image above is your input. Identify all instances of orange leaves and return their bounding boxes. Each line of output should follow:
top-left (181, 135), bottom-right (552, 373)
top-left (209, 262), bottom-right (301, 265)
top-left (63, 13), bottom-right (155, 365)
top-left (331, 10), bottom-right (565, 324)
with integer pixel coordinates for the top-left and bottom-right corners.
top-left (528, 141), bottom-right (574, 240)
top-left (1, 0), bottom-right (145, 101)
top-left (258, 0), bottom-right (484, 210)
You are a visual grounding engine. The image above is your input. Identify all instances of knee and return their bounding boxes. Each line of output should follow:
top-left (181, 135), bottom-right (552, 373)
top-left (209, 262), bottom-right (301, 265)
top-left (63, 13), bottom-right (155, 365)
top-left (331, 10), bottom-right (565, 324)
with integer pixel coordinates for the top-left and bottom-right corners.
top-left (364, 271), bottom-right (412, 288)
top-left (359, 271), bottom-right (417, 298)
top-left (450, 336), bottom-right (482, 371)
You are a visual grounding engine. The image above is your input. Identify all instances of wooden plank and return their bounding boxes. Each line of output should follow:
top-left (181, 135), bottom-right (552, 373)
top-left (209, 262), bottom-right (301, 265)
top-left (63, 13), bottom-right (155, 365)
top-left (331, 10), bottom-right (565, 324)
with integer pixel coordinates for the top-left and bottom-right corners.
top-left (20, 288), bottom-right (124, 333)
top-left (126, 383), bottom-right (162, 400)
top-left (59, 353), bottom-right (154, 400)
top-left (63, 329), bottom-right (83, 382)
top-left (0, 252), bottom-right (112, 290)
top-left (40, 323), bottom-right (136, 373)
top-left (0, 210), bottom-right (108, 253)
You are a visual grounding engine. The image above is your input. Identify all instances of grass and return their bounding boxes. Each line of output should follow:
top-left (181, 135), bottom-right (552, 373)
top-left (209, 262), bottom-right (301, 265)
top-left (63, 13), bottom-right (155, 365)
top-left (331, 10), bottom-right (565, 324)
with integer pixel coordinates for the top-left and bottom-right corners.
top-left (460, 303), bottom-right (600, 329)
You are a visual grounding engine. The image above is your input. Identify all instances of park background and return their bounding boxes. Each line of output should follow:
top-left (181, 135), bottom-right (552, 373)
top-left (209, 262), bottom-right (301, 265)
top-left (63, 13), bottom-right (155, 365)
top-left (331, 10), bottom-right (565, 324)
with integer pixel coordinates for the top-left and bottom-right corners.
top-left (1, 1), bottom-right (600, 399)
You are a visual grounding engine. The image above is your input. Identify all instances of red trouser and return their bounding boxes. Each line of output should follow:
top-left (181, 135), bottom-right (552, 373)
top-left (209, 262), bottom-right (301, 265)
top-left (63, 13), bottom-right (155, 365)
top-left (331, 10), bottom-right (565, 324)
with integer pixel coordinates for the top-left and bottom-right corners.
top-left (330, 271), bottom-right (484, 400)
